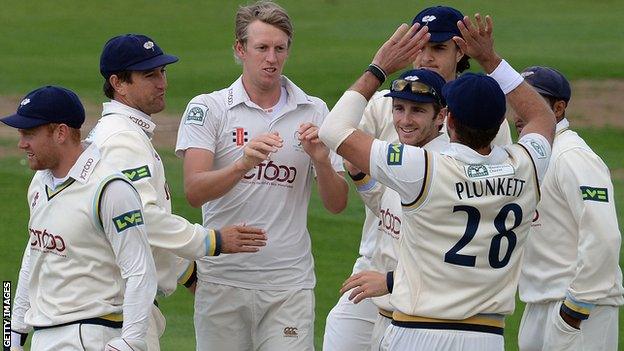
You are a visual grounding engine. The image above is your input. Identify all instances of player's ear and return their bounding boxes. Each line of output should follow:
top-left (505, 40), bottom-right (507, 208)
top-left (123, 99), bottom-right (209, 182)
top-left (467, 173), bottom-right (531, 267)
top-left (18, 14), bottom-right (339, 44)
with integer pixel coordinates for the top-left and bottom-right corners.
top-left (234, 39), bottom-right (246, 59)
top-left (553, 100), bottom-right (566, 120)
top-left (109, 74), bottom-right (128, 97)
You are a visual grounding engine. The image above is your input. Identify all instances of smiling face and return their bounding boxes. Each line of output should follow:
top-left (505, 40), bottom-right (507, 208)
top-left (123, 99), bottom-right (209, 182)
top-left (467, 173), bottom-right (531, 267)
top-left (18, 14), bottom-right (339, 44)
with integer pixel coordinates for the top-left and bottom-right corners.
top-left (18, 124), bottom-right (61, 171)
top-left (392, 98), bottom-right (444, 147)
top-left (113, 66), bottom-right (168, 115)
top-left (413, 39), bottom-right (464, 82)
top-left (236, 20), bottom-right (290, 93)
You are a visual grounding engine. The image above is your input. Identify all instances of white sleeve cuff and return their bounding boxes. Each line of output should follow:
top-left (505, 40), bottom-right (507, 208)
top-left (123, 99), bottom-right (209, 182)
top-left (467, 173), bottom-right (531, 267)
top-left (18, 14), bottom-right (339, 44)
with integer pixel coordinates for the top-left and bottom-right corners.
top-left (488, 59), bottom-right (524, 94)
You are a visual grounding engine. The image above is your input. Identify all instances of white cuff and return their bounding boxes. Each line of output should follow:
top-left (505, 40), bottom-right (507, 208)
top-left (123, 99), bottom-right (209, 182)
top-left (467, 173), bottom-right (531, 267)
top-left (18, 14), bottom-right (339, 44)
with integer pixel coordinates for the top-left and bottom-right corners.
top-left (488, 59), bottom-right (524, 94)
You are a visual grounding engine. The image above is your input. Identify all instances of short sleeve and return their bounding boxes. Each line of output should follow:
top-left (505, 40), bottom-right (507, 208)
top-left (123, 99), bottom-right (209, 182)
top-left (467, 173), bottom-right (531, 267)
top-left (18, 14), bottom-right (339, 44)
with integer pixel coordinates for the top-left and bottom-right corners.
top-left (175, 96), bottom-right (221, 157)
top-left (369, 139), bottom-right (427, 204)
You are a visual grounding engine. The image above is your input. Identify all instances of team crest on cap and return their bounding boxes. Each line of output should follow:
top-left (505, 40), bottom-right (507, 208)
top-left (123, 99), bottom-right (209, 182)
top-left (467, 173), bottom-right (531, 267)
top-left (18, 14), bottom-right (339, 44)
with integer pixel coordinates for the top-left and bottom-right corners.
top-left (422, 15), bottom-right (437, 24)
top-left (403, 75), bottom-right (419, 81)
top-left (521, 71), bottom-right (535, 78)
top-left (143, 41), bottom-right (155, 50)
top-left (20, 98), bottom-right (31, 106)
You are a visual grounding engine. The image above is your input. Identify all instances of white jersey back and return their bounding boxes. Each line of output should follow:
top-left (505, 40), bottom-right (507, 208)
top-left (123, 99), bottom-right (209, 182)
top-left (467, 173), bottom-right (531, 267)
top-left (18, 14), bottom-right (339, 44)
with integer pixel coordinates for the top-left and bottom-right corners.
top-left (25, 145), bottom-right (127, 326)
top-left (176, 76), bottom-right (343, 290)
top-left (392, 145), bottom-right (539, 318)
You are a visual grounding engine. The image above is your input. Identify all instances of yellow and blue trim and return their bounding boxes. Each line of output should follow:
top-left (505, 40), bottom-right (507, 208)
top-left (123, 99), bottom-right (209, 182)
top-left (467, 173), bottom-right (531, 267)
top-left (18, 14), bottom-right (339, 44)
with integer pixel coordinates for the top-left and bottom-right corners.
top-left (178, 261), bottom-right (198, 288)
top-left (561, 294), bottom-right (594, 320)
top-left (33, 312), bottom-right (123, 331)
top-left (92, 175), bottom-right (135, 231)
top-left (45, 178), bottom-right (76, 200)
top-left (392, 311), bottom-right (505, 336)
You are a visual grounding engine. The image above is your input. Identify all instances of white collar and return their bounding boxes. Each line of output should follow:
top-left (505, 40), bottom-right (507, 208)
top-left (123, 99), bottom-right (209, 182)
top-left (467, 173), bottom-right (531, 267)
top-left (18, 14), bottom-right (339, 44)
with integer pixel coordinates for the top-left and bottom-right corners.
top-left (225, 75), bottom-right (314, 111)
top-left (556, 118), bottom-right (570, 134)
top-left (43, 142), bottom-right (101, 187)
top-left (102, 100), bottom-right (156, 137)
top-left (440, 142), bottom-right (509, 165)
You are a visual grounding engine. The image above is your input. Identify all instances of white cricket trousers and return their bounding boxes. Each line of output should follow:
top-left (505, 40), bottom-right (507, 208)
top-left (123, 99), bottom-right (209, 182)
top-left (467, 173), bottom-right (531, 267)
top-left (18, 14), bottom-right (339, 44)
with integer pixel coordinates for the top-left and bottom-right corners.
top-left (370, 310), bottom-right (392, 351)
top-left (194, 281), bottom-right (314, 351)
top-left (518, 301), bottom-right (619, 351)
top-left (322, 289), bottom-right (378, 351)
top-left (380, 324), bottom-right (504, 350)
top-left (31, 323), bottom-right (119, 350)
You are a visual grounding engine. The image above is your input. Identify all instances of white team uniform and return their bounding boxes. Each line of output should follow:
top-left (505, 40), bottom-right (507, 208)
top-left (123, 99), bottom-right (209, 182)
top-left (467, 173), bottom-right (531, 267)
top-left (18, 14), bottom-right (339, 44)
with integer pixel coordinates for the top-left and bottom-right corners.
top-left (11, 144), bottom-right (156, 350)
top-left (176, 76), bottom-right (343, 351)
top-left (518, 118), bottom-right (624, 351)
top-left (323, 91), bottom-right (396, 351)
top-left (366, 132), bottom-right (550, 350)
top-left (351, 133), bottom-right (448, 350)
top-left (324, 89), bottom-right (512, 351)
top-left (86, 101), bottom-right (219, 350)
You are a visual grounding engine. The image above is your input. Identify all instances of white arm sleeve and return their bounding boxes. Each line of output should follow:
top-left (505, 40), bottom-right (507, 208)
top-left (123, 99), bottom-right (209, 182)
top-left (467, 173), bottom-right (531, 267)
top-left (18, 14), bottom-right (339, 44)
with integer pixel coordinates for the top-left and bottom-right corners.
top-left (101, 179), bottom-right (157, 341)
top-left (11, 244), bottom-right (32, 334)
top-left (319, 90), bottom-right (368, 152)
top-left (101, 131), bottom-right (214, 259)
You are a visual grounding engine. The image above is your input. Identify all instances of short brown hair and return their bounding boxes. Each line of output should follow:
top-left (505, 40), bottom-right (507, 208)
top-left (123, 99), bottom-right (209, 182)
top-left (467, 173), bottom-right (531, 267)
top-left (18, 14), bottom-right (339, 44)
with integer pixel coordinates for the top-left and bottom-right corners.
top-left (103, 71), bottom-right (133, 99)
top-left (234, 1), bottom-right (293, 48)
top-left (452, 116), bottom-right (499, 150)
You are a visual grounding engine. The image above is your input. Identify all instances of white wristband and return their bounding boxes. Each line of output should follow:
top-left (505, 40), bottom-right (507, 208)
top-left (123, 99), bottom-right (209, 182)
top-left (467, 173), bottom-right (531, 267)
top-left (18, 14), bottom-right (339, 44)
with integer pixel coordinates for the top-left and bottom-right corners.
top-left (488, 59), bottom-right (524, 94)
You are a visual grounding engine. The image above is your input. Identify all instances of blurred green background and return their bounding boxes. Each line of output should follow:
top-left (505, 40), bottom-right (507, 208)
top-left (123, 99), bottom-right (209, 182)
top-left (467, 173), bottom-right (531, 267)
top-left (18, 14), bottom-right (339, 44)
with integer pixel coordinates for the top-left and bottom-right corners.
top-left (1, 0), bottom-right (623, 349)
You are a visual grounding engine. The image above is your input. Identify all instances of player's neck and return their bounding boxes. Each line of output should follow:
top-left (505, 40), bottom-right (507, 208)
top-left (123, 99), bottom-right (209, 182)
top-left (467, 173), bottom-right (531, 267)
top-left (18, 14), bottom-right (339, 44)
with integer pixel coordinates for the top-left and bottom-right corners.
top-left (50, 144), bottom-right (83, 178)
top-left (242, 76), bottom-right (281, 109)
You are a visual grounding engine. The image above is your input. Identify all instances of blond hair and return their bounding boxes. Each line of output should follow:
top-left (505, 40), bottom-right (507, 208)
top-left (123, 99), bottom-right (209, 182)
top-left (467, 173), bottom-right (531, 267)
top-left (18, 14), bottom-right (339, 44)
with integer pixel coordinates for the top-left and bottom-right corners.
top-left (234, 1), bottom-right (293, 50)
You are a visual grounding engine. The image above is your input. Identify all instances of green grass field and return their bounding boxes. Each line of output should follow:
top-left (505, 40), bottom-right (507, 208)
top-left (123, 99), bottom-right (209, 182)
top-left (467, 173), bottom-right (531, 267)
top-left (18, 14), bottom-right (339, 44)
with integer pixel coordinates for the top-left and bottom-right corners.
top-left (1, 0), bottom-right (623, 350)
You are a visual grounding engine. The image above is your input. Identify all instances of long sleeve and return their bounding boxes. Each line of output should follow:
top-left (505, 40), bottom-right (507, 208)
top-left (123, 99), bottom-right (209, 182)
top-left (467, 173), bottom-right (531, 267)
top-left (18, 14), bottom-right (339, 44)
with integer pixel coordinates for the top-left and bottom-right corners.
top-left (556, 148), bottom-right (623, 319)
top-left (11, 243), bottom-right (33, 334)
top-left (100, 179), bottom-right (157, 340)
top-left (98, 130), bottom-right (218, 259)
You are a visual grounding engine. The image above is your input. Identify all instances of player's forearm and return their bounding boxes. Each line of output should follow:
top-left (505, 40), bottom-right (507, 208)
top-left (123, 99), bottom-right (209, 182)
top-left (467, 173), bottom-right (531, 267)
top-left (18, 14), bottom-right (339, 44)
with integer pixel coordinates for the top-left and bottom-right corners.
top-left (121, 273), bottom-right (156, 341)
top-left (319, 90), bottom-right (370, 154)
top-left (184, 159), bottom-right (249, 207)
top-left (315, 163), bottom-right (348, 213)
top-left (143, 204), bottom-right (218, 259)
top-left (353, 175), bottom-right (384, 215)
top-left (11, 244), bottom-right (32, 334)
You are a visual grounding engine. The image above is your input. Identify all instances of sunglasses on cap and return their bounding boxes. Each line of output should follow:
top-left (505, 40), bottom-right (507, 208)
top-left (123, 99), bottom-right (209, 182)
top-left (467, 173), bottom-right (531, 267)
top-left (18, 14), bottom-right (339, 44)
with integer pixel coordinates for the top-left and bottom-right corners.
top-left (391, 79), bottom-right (441, 105)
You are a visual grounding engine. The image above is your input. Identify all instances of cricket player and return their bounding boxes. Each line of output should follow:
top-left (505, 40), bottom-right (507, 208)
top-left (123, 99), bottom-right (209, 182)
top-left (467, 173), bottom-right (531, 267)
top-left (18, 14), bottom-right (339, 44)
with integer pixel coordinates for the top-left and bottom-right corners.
top-left (86, 33), bottom-right (267, 350)
top-left (319, 14), bottom-right (556, 350)
top-left (346, 68), bottom-right (450, 350)
top-left (516, 66), bottom-right (624, 350)
top-left (6, 86), bottom-right (157, 351)
top-left (175, 1), bottom-right (348, 350)
top-left (323, 6), bottom-right (512, 350)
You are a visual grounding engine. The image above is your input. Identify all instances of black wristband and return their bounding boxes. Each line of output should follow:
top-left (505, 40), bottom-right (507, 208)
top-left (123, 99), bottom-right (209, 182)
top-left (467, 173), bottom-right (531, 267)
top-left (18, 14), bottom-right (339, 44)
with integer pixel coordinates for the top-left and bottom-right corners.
top-left (348, 171), bottom-right (367, 181)
top-left (386, 271), bottom-right (394, 294)
top-left (214, 230), bottom-right (222, 256)
top-left (366, 63), bottom-right (387, 84)
top-left (183, 262), bottom-right (197, 288)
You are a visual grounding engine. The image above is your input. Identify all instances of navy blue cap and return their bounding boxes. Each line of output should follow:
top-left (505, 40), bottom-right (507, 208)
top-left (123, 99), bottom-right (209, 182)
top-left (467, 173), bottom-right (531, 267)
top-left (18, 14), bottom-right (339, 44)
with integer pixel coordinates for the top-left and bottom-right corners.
top-left (442, 73), bottom-right (506, 130)
top-left (412, 6), bottom-right (464, 43)
top-left (521, 66), bottom-right (571, 103)
top-left (385, 69), bottom-right (446, 105)
top-left (100, 34), bottom-right (179, 78)
top-left (1, 86), bottom-right (85, 129)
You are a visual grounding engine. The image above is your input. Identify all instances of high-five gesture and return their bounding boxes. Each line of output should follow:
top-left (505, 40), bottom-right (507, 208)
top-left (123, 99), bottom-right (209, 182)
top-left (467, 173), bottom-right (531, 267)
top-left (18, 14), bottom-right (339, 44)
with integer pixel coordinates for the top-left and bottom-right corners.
top-left (453, 14), bottom-right (501, 73)
top-left (372, 23), bottom-right (430, 76)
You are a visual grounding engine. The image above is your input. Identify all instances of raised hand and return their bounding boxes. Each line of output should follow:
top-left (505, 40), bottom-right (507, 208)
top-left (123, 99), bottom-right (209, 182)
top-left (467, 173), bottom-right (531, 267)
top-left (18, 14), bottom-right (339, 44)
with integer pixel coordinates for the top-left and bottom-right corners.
top-left (372, 23), bottom-right (431, 76)
top-left (219, 224), bottom-right (267, 253)
top-left (238, 132), bottom-right (283, 171)
top-left (453, 14), bottom-right (501, 73)
top-left (339, 270), bottom-right (389, 304)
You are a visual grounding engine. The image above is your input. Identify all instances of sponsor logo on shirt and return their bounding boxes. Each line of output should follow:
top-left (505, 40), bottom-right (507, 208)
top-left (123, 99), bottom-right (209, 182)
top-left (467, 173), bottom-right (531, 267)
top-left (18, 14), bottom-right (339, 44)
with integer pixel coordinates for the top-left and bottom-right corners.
top-left (79, 158), bottom-right (95, 180)
top-left (185, 104), bottom-right (208, 126)
top-left (122, 165), bottom-right (151, 181)
top-left (30, 228), bottom-right (66, 256)
top-left (580, 186), bottom-right (608, 202)
top-left (283, 327), bottom-right (298, 338)
top-left (529, 140), bottom-right (546, 159)
top-left (379, 207), bottom-right (401, 239)
top-left (292, 131), bottom-right (304, 152)
top-left (113, 210), bottom-right (144, 233)
top-left (232, 128), bottom-right (248, 146)
top-left (387, 144), bottom-right (404, 165)
top-left (242, 161), bottom-right (297, 187)
top-left (31, 191), bottom-right (39, 208)
top-left (464, 164), bottom-right (515, 180)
